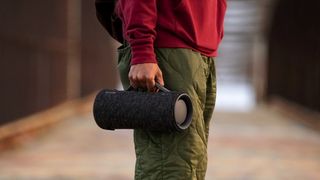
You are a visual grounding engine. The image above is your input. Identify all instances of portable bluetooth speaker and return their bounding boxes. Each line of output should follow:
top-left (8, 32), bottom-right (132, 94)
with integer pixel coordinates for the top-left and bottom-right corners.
top-left (93, 83), bottom-right (193, 132)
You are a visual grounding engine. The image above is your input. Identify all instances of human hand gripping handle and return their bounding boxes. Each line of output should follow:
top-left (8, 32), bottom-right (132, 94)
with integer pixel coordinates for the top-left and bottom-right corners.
top-left (128, 63), bottom-right (164, 92)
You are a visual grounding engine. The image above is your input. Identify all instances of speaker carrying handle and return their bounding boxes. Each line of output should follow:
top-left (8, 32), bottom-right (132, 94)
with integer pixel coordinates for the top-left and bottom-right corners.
top-left (126, 82), bottom-right (170, 92)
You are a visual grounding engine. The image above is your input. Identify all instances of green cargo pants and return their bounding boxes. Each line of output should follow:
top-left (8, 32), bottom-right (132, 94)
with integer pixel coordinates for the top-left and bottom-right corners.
top-left (117, 45), bottom-right (216, 180)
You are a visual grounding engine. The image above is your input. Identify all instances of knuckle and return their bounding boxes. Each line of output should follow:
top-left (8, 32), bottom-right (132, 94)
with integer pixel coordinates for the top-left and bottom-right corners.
top-left (128, 72), bottom-right (134, 78)
top-left (131, 76), bottom-right (137, 82)
top-left (146, 74), bottom-right (154, 80)
top-left (137, 74), bottom-right (144, 81)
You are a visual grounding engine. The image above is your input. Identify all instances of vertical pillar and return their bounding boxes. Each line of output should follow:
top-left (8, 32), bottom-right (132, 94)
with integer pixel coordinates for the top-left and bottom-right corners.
top-left (252, 0), bottom-right (277, 102)
top-left (66, 0), bottom-right (82, 99)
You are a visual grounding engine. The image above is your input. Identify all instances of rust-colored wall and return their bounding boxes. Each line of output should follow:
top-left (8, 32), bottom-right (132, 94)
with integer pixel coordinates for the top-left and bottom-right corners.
top-left (81, 0), bottom-right (118, 96)
top-left (267, 0), bottom-right (320, 112)
top-left (0, 1), bottom-right (69, 124)
top-left (0, 1), bottom-right (118, 125)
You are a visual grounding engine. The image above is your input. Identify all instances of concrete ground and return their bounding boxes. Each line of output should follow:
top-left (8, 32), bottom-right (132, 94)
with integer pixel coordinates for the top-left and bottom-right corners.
top-left (0, 105), bottom-right (320, 180)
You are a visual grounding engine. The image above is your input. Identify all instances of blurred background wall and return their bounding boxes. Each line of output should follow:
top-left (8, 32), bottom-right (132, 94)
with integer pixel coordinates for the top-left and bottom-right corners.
top-left (0, 0), bottom-right (118, 125)
top-left (0, 0), bottom-right (319, 125)
top-left (267, 0), bottom-right (320, 112)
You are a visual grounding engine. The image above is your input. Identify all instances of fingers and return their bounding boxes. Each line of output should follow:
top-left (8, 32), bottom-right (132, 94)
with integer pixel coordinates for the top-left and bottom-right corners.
top-left (132, 73), bottom-right (155, 92)
top-left (128, 63), bottom-right (164, 92)
top-left (129, 71), bottom-right (144, 89)
top-left (146, 75), bottom-right (156, 92)
top-left (128, 69), bottom-right (137, 89)
top-left (155, 69), bottom-right (164, 86)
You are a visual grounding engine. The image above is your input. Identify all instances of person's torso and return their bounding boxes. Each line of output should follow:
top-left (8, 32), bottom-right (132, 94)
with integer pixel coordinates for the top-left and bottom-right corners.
top-left (155, 0), bottom-right (227, 56)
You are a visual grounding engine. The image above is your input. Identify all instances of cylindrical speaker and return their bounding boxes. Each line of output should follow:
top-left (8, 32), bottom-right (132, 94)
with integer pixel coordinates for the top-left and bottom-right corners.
top-left (93, 84), bottom-right (193, 132)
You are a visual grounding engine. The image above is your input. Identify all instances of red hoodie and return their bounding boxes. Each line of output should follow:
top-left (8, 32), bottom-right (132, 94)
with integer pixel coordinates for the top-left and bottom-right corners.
top-left (116, 0), bottom-right (227, 65)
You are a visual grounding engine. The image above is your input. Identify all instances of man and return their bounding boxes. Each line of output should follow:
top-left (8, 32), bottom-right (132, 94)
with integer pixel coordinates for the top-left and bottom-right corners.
top-left (102, 0), bottom-right (226, 179)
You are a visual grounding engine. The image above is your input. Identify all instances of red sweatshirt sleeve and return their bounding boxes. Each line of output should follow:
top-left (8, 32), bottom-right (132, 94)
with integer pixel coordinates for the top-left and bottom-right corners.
top-left (119, 0), bottom-right (157, 65)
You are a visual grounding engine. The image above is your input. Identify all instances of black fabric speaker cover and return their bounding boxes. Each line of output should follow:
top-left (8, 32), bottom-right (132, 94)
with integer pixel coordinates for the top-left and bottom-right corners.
top-left (93, 89), bottom-right (193, 132)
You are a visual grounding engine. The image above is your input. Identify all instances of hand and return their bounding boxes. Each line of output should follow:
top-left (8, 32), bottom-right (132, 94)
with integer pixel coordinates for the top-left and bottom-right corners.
top-left (129, 63), bottom-right (164, 92)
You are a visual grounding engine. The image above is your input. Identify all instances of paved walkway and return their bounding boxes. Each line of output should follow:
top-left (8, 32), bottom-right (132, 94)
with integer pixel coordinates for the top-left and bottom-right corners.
top-left (0, 105), bottom-right (320, 179)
